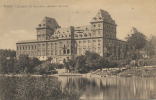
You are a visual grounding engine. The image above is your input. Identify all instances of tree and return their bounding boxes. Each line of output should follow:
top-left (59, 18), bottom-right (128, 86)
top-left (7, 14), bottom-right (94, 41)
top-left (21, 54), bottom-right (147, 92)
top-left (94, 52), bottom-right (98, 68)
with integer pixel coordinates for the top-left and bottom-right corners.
top-left (15, 54), bottom-right (29, 73)
top-left (0, 49), bottom-right (16, 73)
top-left (126, 32), bottom-right (147, 60)
top-left (64, 59), bottom-right (76, 72)
top-left (28, 57), bottom-right (42, 73)
top-left (85, 51), bottom-right (101, 70)
top-left (148, 35), bottom-right (156, 57)
top-left (126, 32), bottom-right (146, 50)
top-left (34, 61), bottom-right (57, 74)
top-left (75, 55), bottom-right (87, 73)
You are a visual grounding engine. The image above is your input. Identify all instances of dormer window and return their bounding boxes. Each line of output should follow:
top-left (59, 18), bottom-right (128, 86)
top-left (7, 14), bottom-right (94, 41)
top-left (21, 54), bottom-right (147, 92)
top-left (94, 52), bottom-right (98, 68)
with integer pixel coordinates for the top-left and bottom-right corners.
top-left (93, 17), bottom-right (97, 20)
top-left (48, 20), bottom-right (51, 23)
top-left (39, 24), bottom-right (42, 27)
top-left (84, 34), bottom-right (87, 37)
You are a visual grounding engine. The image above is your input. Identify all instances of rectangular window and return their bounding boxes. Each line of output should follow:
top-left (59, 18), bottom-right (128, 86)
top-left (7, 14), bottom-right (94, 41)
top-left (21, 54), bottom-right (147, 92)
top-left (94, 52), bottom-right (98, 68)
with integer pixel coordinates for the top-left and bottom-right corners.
top-left (93, 47), bottom-right (96, 52)
top-left (79, 41), bottom-right (82, 47)
top-left (83, 41), bottom-right (86, 47)
top-left (51, 50), bottom-right (53, 55)
top-left (98, 47), bottom-right (101, 53)
top-left (98, 40), bottom-right (101, 46)
top-left (88, 40), bottom-right (91, 47)
top-left (55, 50), bottom-right (57, 55)
top-left (93, 40), bottom-right (96, 46)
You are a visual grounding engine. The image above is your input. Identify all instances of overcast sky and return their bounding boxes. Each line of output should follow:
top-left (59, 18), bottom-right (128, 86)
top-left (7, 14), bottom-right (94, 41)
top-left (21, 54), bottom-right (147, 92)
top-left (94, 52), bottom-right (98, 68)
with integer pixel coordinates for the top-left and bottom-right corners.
top-left (0, 0), bottom-right (156, 50)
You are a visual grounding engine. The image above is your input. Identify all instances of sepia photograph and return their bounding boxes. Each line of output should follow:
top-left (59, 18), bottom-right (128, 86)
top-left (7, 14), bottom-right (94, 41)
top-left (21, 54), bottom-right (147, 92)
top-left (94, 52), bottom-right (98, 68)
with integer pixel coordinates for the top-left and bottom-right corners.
top-left (0, 0), bottom-right (156, 99)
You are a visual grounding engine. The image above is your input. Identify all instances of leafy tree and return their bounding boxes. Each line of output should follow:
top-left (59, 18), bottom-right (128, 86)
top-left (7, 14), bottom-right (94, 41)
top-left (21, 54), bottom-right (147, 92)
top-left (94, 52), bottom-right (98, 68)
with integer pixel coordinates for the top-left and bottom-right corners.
top-left (126, 32), bottom-right (146, 60)
top-left (28, 57), bottom-right (42, 73)
top-left (85, 51), bottom-right (101, 70)
top-left (64, 59), bottom-right (75, 72)
top-left (35, 61), bottom-right (57, 74)
top-left (148, 35), bottom-right (156, 57)
top-left (126, 32), bottom-right (146, 50)
top-left (75, 55), bottom-right (87, 73)
top-left (0, 56), bottom-right (7, 73)
top-left (0, 49), bottom-right (16, 58)
top-left (0, 49), bottom-right (16, 73)
top-left (15, 54), bottom-right (29, 73)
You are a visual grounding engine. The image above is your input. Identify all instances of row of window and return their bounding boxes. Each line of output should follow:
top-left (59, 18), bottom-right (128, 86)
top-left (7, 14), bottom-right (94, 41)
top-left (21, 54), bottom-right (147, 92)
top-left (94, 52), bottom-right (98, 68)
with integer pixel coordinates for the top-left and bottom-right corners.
top-left (17, 51), bottom-right (37, 56)
top-left (17, 45), bottom-right (37, 51)
top-left (74, 32), bottom-right (102, 38)
top-left (77, 47), bottom-right (102, 55)
top-left (108, 40), bottom-right (125, 47)
top-left (51, 34), bottom-right (71, 40)
top-left (77, 40), bottom-right (102, 47)
top-left (92, 24), bottom-right (115, 30)
top-left (55, 30), bottom-right (70, 34)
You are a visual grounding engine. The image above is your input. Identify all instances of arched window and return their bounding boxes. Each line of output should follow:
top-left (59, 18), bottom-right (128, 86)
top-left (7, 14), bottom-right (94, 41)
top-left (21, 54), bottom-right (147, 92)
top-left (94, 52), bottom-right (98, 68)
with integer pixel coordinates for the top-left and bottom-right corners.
top-left (63, 49), bottom-right (66, 54)
top-left (63, 58), bottom-right (66, 62)
top-left (67, 49), bottom-right (70, 54)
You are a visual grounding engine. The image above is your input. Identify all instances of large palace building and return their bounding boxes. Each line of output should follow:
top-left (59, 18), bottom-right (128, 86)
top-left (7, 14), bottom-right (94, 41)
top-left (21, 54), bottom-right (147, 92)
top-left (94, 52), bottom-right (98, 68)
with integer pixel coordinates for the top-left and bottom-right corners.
top-left (16, 9), bottom-right (126, 63)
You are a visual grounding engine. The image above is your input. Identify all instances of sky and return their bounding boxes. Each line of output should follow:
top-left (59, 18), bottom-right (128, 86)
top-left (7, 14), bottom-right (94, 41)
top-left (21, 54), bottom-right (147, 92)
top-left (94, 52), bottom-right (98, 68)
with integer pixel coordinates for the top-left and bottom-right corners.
top-left (0, 0), bottom-right (156, 50)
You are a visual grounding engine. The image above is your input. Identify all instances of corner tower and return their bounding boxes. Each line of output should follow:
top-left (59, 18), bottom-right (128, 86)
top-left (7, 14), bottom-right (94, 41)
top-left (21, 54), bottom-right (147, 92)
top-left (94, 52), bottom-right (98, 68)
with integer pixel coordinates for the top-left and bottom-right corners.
top-left (90, 9), bottom-right (117, 39)
top-left (36, 17), bottom-right (60, 41)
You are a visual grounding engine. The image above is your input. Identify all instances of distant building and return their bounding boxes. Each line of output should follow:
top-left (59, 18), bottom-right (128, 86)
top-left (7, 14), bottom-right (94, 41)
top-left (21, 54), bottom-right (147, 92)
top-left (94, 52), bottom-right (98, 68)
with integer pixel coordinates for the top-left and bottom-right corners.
top-left (16, 9), bottom-right (126, 63)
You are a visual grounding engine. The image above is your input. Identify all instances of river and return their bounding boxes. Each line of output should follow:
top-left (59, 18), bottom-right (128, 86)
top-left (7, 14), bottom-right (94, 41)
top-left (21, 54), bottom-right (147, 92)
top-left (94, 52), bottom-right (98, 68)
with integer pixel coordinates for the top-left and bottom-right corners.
top-left (0, 75), bottom-right (156, 100)
top-left (58, 76), bottom-right (156, 99)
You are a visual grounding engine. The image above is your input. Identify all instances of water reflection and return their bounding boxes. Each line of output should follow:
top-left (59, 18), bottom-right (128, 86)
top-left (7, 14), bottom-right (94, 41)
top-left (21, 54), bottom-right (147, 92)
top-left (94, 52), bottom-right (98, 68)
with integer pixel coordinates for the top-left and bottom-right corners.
top-left (58, 77), bottom-right (156, 99)
top-left (0, 75), bottom-right (156, 100)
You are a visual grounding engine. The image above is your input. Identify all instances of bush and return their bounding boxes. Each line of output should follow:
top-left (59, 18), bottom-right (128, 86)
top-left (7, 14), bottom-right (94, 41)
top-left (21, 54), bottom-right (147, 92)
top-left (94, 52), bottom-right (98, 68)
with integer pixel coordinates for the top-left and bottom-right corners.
top-left (144, 58), bottom-right (156, 66)
top-left (137, 59), bottom-right (144, 67)
top-left (35, 61), bottom-right (58, 75)
top-left (64, 51), bottom-right (130, 73)
top-left (0, 76), bottom-right (81, 100)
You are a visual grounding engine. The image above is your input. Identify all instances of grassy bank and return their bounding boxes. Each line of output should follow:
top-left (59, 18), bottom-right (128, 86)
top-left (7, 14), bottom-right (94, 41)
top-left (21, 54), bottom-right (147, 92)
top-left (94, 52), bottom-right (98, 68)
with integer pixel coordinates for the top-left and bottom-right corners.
top-left (90, 67), bottom-right (156, 78)
top-left (118, 67), bottom-right (156, 78)
top-left (0, 75), bottom-right (82, 100)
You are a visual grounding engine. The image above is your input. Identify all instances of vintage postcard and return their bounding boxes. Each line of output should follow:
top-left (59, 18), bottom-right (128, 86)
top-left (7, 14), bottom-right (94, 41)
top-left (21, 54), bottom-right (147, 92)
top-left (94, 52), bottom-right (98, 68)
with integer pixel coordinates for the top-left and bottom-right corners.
top-left (0, 0), bottom-right (156, 100)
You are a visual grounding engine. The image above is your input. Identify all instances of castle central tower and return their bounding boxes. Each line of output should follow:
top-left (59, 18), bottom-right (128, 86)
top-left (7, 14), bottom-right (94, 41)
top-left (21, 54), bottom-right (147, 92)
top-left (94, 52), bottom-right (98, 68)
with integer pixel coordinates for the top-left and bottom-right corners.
top-left (36, 17), bottom-right (60, 41)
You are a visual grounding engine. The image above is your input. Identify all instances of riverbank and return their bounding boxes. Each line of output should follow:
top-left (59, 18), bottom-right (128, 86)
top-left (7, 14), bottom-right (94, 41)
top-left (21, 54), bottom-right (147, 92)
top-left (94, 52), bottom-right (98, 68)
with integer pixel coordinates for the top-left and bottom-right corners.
top-left (118, 67), bottom-right (156, 78)
top-left (1, 66), bottom-right (156, 78)
top-left (90, 66), bottom-right (156, 78)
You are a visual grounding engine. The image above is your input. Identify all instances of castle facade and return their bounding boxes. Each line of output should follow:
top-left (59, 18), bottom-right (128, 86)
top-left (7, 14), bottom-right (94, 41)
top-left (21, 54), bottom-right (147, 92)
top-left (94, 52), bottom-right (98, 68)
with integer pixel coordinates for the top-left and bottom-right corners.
top-left (16, 9), bottom-right (126, 63)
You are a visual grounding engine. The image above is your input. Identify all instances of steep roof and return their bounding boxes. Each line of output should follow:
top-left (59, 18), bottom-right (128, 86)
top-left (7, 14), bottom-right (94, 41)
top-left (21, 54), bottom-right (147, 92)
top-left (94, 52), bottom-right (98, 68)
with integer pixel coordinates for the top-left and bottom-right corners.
top-left (36, 17), bottom-right (60, 29)
top-left (91, 9), bottom-right (116, 25)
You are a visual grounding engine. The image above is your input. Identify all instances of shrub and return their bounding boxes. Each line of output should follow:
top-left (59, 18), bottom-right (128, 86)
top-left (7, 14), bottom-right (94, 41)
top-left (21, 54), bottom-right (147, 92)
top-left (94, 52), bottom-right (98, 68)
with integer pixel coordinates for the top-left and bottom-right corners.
top-left (0, 76), bottom-right (81, 100)
top-left (144, 58), bottom-right (156, 66)
top-left (137, 59), bottom-right (144, 67)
